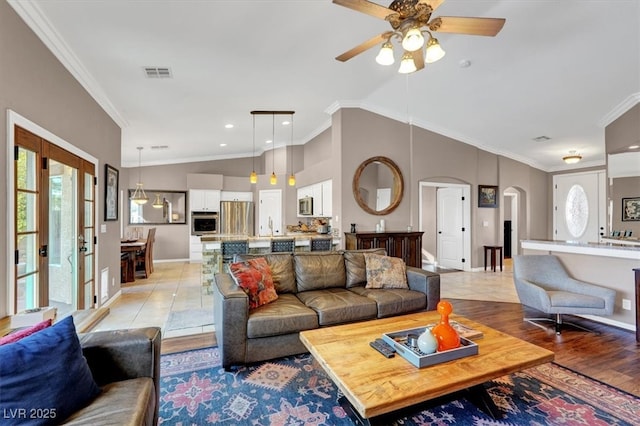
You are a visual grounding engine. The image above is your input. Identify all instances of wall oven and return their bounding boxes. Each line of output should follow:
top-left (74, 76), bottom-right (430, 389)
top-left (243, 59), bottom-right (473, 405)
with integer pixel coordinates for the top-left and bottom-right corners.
top-left (191, 211), bottom-right (218, 235)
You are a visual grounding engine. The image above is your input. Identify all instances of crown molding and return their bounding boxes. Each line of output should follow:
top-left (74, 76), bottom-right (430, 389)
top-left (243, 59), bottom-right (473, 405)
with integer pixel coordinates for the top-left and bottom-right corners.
top-left (598, 92), bottom-right (640, 128)
top-left (7, 0), bottom-right (128, 128)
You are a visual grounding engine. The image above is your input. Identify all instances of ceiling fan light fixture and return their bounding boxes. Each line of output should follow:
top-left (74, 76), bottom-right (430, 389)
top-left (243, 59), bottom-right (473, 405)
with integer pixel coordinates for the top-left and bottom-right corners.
top-left (425, 37), bottom-right (446, 63)
top-left (563, 151), bottom-right (582, 164)
top-left (375, 42), bottom-right (395, 65)
top-left (401, 27), bottom-right (424, 52)
top-left (398, 52), bottom-right (417, 74)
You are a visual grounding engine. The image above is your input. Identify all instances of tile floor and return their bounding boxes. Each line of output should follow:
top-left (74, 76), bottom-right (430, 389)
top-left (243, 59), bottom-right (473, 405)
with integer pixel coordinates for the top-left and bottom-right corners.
top-left (93, 259), bottom-right (519, 339)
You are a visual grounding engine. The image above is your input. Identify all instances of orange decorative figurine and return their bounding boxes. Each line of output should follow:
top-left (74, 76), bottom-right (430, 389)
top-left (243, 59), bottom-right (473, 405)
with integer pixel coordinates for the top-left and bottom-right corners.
top-left (431, 300), bottom-right (460, 351)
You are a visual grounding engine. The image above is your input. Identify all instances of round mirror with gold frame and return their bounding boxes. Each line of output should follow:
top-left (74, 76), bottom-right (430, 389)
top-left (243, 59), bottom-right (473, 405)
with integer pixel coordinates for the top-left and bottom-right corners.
top-left (352, 156), bottom-right (404, 215)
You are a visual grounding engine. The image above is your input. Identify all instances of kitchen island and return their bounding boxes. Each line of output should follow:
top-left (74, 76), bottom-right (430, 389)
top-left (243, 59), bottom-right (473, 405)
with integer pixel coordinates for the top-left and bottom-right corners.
top-left (200, 234), bottom-right (340, 294)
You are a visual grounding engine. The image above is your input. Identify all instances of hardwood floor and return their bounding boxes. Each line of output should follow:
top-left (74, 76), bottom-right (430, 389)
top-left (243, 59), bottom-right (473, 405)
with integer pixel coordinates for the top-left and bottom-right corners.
top-left (162, 298), bottom-right (640, 397)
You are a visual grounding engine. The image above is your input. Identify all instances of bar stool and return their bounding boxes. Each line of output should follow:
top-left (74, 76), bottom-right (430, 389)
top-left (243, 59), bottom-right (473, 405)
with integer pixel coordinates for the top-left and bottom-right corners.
top-left (221, 240), bottom-right (249, 271)
top-left (270, 238), bottom-right (295, 253)
top-left (483, 245), bottom-right (503, 272)
top-left (310, 237), bottom-right (332, 252)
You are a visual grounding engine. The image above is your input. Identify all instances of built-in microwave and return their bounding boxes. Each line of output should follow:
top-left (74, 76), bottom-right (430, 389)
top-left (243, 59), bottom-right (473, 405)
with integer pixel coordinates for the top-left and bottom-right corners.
top-left (299, 197), bottom-right (313, 216)
top-left (191, 211), bottom-right (218, 235)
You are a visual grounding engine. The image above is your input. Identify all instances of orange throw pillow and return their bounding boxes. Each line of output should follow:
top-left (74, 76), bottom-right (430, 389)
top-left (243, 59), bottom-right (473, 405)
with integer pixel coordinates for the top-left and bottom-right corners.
top-left (229, 257), bottom-right (278, 309)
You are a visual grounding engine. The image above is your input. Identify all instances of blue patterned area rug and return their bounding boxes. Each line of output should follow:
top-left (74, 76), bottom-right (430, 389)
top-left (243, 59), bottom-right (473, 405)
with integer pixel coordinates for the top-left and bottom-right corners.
top-left (159, 347), bottom-right (640, 425)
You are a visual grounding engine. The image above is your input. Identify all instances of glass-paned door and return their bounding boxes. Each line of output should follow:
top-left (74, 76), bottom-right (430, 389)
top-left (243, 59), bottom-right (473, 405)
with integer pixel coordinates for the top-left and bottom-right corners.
top-left (14, 126), bottom-right (95, 315)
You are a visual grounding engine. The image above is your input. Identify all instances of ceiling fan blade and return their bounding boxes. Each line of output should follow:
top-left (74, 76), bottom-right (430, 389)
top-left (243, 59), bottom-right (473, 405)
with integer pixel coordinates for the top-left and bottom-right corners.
top-left (430, 16), bottom-right (506, 36)
top-left (412, 49), bottom-right (425, 71)
top-left (336, 31), bottom-right (393, 62)
top-left (332, 0), bottom-right (395, 20)
top-left (418, 0), bottom-right (446, 14)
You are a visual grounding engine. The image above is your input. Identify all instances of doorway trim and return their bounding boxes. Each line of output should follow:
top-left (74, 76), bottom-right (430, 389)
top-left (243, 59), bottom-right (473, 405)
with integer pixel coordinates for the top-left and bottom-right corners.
top-left (6, 110), bottom-right (100, 316)
top-left (419, 181), bottom-right (471, 271)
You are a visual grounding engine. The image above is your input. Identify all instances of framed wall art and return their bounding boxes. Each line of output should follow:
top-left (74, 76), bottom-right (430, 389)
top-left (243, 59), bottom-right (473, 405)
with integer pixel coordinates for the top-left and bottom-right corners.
top-left (478, 185), bottom-right (498, 208)
top-left (104, 164), bottom-right (119, 221)
top-left (622, 197), bottom-right (640, 221)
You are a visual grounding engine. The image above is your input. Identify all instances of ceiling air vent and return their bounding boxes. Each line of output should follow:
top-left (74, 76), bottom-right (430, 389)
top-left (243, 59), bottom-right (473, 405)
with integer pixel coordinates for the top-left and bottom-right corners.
top-left (143, 67), bottom-right (172, 78)
top-left (150, 145), bottom-right (169, 150)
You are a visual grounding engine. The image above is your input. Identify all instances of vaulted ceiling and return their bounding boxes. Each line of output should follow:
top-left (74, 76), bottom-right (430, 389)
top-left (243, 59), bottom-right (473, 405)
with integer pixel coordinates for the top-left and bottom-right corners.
top-left (9, 0), bottom-right (640, 171)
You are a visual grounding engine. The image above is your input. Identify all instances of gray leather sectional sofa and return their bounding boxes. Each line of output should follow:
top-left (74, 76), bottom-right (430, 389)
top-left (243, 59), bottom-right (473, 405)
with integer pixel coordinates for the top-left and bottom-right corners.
top-left (213, 249), bottom-right (440, 369)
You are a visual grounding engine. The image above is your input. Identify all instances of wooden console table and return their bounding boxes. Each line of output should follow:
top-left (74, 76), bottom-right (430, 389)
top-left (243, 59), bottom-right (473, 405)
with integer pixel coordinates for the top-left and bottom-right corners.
top-left (344, 231), bottom-right (423, 267)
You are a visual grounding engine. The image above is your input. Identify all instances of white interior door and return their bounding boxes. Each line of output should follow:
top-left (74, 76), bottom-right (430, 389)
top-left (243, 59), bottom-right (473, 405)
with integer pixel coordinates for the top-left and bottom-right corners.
top-left (258, 189), bottom-right (282, 236)
top-left (553, 171), bottom-right (606, 243)
top-left (437, 187), bottom-right (464, 269)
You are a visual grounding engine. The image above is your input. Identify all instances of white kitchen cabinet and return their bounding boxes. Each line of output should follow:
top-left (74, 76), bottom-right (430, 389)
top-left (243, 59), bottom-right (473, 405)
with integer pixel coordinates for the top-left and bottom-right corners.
top-left (221, 191), bottom-right (253, 202)
top-left (297, 180), bottom-right (332, 217)
top-left (321, 180), bottom-right (332, 217)
top-left (189, 235), bottom-right (203, 263)
top-left (189, 190), bottom-right (220, 211)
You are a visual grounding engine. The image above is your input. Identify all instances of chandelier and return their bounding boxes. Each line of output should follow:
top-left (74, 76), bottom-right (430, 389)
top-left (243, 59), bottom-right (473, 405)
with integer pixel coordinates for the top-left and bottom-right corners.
top-left (130, 146), bottom-right (148, 205)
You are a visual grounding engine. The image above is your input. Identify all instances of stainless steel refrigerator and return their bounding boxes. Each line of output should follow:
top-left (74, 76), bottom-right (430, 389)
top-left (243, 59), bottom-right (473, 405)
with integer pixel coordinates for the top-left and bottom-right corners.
top-left (219, 201), bottom-right (255, 235)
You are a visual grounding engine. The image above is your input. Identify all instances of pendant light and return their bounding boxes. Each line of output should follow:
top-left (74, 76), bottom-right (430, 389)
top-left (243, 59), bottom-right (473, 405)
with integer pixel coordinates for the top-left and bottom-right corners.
top-left (152, 193), bottom-right (163, 208)
top-left (288, 112), bottom-right (296, 186)
top-left (130, 146), bottom-right (148, 205)
top-left (249, 113), bottom-right (257, 184)
top-left (270, 112), bottom-right (277, 185)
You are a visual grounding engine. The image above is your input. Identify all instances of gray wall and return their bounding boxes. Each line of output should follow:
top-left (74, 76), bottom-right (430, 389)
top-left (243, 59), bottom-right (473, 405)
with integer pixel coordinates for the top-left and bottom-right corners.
top-left (0, 1), bottom-right (122, 316)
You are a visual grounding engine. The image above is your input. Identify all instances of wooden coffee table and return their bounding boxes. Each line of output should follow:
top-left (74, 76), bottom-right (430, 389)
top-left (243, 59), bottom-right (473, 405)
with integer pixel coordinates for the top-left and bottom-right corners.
top-left (299, 311), bottom-right (554, 424)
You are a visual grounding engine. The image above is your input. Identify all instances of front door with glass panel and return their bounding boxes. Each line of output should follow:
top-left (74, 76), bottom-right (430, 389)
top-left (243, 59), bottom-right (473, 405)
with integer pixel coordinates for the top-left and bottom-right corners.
top-left (14, 126), bottom-right (95, 316)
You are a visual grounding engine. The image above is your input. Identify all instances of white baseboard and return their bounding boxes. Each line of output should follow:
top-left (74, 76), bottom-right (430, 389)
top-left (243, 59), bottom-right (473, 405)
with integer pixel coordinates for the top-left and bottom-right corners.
top-left (101, 290), bottom-right (122, 308)
top-left (576, 314), bottom-right (636, 332)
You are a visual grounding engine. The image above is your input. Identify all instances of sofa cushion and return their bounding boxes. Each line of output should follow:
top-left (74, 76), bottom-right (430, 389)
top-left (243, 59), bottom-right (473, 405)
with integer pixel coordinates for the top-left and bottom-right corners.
top-left (297, 288), bottom-right (377, 326)
top-left (230, 258), bottom-right (278, 309)
top-left (247, 294), bottom-right (319, 338)
top-left (349, 287), bottom-right (427, 318)
top-left (0, 316), bottom-right (101, 425)
top-left (0, 318), bottom-right (52, 346)
top-left (235, 253), bottom-right (296, 294)
top-left (364, 253), bottom-right (409, 289)
top-left (63, 377), bottom-right (154, 425)
top-left (294, 252), bottom-right (346, 292)
top-left (343, 248), bottom-right (387, 288)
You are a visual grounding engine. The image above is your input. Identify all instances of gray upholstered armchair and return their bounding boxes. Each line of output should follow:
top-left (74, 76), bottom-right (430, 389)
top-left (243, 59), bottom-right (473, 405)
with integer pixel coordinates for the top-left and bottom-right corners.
top-left (513, 255), bottom-right (616, 334)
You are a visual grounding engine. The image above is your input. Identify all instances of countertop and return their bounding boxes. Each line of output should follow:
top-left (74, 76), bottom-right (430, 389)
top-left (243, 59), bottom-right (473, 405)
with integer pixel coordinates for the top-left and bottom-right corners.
top-left (521, 239), bottom-right (640, 260)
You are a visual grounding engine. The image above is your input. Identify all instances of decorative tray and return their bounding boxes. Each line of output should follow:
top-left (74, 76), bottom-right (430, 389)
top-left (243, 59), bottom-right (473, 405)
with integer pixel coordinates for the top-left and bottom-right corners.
top-left (382, 326), bottom-right (478, 368)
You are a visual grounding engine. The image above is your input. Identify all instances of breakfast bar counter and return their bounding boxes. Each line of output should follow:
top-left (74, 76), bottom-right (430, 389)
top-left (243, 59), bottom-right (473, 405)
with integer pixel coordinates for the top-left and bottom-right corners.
top-left (199, 234), bottom-right (340, 293)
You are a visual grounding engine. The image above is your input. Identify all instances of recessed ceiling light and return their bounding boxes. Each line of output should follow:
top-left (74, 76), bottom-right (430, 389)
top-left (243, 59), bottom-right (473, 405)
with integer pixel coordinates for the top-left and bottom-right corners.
top-left (220, 143), bottom-right (227, 147)
top-left (282, 121), bottom-right (290, 126)
top-left (224, 124), bottom-right (234, 129)
top-left (532, 136), bottom-right (551, 142)
top-left (459, 59), bottom-right (471, 68)
top-left (629, 145), bottom-right (639, 150)
top-left (265, 139), bottom-right (272, 144)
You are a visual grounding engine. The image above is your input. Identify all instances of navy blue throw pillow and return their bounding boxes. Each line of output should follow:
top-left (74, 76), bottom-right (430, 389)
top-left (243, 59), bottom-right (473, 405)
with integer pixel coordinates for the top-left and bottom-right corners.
top-left (0, 316), bottom-right (100, 425)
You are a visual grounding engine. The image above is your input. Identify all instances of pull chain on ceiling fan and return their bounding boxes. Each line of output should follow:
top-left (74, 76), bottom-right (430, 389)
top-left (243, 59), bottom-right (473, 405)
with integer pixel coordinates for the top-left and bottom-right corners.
top-left (333, 0), bottom-right (505, 74)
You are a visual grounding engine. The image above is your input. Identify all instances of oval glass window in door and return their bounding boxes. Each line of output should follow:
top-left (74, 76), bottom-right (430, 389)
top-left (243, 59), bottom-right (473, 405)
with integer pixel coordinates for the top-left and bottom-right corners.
top-left (565, 184), bottom-right (589, 238)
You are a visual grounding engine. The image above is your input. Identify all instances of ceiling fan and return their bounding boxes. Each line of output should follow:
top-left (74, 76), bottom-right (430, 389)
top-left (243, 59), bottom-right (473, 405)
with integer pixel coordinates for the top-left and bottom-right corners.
top-left (333, 0), bottom-right (506, 73)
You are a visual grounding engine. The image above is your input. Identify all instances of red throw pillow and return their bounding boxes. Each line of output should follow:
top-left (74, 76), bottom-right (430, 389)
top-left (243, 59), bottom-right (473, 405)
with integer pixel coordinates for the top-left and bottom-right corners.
top-left (229, 257), bottom-right (278, 309)
top-left (0, 318), bottom-right (52, 346)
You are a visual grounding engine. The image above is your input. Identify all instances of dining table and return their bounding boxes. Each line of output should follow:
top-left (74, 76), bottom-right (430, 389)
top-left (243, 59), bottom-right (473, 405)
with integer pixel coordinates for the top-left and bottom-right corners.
top-left (120, 239), bottom-right (146, 282)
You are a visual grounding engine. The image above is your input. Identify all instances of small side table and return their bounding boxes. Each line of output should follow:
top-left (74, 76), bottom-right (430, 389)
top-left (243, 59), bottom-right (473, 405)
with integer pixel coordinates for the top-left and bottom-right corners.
top-left (483, 245), bottom-right (503, 272)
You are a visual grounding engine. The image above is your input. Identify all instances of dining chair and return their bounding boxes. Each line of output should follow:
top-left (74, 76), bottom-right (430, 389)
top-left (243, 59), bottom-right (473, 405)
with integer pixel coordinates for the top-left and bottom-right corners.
top-left (310, 237), bottom-right (332, 252)
top-left (270, 238), bottom-right (295, 253)
top-left (135, 227), bottom-right (156, 279)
